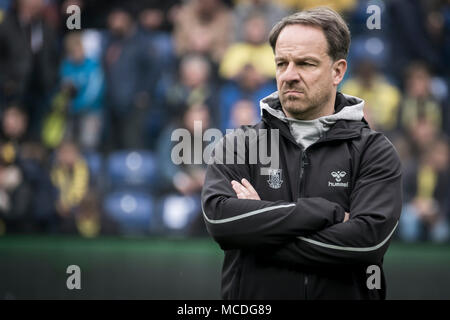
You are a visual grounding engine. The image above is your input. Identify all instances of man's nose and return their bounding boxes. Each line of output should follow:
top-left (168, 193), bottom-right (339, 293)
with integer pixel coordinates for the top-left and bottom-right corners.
top-left (279, 62), bottom-right (300, 84)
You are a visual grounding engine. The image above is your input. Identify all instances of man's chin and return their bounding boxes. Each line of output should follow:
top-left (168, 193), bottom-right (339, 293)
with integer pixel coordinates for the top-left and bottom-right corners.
top-left (282, 101), bottom-right (309, 116)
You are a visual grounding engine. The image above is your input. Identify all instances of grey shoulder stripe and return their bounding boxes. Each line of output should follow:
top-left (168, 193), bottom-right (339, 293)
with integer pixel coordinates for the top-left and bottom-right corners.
top-left (297, 221), bottom-right (399, 252)
top-left (203, 203), bottom-right (295, 224)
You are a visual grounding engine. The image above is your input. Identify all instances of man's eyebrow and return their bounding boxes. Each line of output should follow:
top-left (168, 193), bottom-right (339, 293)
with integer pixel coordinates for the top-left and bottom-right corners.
top-left (298, 56), bottom-right (320, 62)
top-left (292, 56), bottom-right (321, 63)
top-left (275, 56), bottom-right (320, 62)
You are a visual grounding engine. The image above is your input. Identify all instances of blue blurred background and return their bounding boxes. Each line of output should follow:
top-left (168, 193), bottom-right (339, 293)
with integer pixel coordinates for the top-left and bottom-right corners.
top-left (0, 0), bottom-right (449, 299)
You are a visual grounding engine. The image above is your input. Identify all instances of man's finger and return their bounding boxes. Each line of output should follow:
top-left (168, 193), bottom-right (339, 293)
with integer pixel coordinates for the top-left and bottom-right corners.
top-left (231, 181), bottom-right (241, 194)
top-left (232, 180), bottom-right (250, 198)
top-left (231, 179), bottom-right (259, 200)
top-left (344, 212), bottom-right (350, 222)
top-left (238, 183), bottom-right (250, 196)
top-left (241, 178), bottom-right (258, 195)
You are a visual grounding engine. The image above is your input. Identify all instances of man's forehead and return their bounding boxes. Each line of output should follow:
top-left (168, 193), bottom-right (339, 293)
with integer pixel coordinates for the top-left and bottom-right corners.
top-left (275, 24), bottom-right (328, 58)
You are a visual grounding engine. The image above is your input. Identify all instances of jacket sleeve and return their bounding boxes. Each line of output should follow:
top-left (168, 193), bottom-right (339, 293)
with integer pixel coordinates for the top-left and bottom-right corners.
top-left (267, 134), bottom-right (403, 266)
top-left (201, 135), bottom-right (346, 251)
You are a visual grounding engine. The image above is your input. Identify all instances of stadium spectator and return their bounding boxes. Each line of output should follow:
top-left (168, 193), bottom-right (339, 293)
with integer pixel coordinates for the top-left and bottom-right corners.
top-left (387, 0), bottom-right (446, 80)
top-left (219, 64), bottom-right (276, 131)
top-left (60, 31), bottom-right (105, 151)
top-left (341, 59), bottom-right (402, 135)
top-left (232, 0), bottom-right (289, 42)
top-left (40, 81), bottom-right (77, 150)
top-left (0, 105), bottom-right (33, 232)
top-left (0, 103), bottom-right (57, 233)
top-left (157, 103), bottom-right (210, 196)
top-left (407, 116), bottom-right (440, 162)
top-left (398, 62), bottom-right (443, 135)
top-left (229, 99), bottom-right (259, 129)
top-left (163, 54), bottom-right (220, 128)
top-left (1, 103), bottom-right (29, 144)
top-left (0, 142), bottom-right (32, 232)
top-left (137, 3), bottom-right (176, 72)
top-left (173, 0), bottom-right (233, 63)
top-left (103, 6), bottom-right (157, 150)
top-left (219, 13), bottom-right (276, 80)
top-left (0, 0), bottom-right (59, 136)
top-left (135, 0), bottom-right (180, 32)
top-left (137, 2), bottom-right (178, 146)
top-left (75, 191), bottom-right (102, 238)
top-left (50, 141), bottom-right (89, 233)
top-left (157, 103), bottom-right (210, 235)
top-left (20, 141), bottom-right (57, 233)
top-left (399, 136), bottom-right (449, 242)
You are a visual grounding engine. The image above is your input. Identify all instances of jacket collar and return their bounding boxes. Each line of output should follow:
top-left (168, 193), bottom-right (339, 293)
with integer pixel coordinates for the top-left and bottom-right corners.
top-left (261, 92), bottom-right (370, 147)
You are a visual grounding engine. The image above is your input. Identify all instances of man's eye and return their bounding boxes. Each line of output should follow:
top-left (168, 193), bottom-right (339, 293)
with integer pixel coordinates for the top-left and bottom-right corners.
top-left (276, 62), bottom-right (286, 67)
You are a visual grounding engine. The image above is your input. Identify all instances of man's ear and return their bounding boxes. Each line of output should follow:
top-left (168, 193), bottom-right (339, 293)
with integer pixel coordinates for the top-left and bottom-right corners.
top-left (332, 59), bottom-right (347, 86)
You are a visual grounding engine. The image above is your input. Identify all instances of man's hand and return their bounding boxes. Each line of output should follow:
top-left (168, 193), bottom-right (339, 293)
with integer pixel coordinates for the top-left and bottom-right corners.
top-left (231, 178), bottom-right (350, 223)
top-left (344, 212), bottom-right (350, 222)
top-left (231, 178), bottom-right (261, 200)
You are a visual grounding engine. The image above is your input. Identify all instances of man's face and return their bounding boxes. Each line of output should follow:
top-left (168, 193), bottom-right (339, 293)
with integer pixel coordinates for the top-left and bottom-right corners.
top-left (108, 11), bottom-right (132, 37)
top-left (3, 108), bottom-right (27, 139)
top-left (275, 24), bottom-right (343, 120)
top-left (180, 59), bottom-right (209, 88)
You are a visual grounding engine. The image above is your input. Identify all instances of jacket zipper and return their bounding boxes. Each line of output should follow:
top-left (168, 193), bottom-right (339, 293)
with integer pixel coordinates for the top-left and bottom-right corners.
top-left (299, 151), bottom-right (309, 197)
top-left (304, 274), bottom-right (308, 300)
top-left (298, 150), bottom-right (303, 197)
top-left (299, 151), bottom-right (309, 299)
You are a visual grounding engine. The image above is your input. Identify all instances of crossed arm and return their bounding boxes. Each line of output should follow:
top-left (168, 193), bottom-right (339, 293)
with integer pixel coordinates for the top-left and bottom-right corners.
top-left (202, 136), bottom-right (402, 267)
top-left (224, 173), bottom-right (399, 267)
top-left (231, 178), bottom-right (350, 223)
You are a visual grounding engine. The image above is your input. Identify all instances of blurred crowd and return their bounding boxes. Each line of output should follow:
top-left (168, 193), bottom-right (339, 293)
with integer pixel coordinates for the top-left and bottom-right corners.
top-left (0, 0), bottom-right (448, 241)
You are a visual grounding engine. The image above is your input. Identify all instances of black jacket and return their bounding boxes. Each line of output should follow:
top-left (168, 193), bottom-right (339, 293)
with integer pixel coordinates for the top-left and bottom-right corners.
top-left (0, 10), bottom-right (59, 100)
top-left (201, 92), bottom-right (403, 300)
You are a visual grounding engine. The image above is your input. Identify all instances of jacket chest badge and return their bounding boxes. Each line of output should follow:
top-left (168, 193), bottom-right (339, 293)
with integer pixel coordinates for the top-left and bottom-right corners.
top-left (329, 171), bottom-right (349, 187)
top-left (267, 168), bottom-right (283, 189)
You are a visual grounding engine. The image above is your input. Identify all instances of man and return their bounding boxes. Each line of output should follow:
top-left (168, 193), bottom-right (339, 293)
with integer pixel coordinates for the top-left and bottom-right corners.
top-left (0, 0), bottom-right (59, 136)
top-left (201, 7), bottom-right (402, 299)
top-left (103, 6), bottom-right (156, 150)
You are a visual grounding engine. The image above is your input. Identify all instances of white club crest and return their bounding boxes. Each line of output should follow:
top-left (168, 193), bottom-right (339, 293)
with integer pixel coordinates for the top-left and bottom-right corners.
top-left (267, 169), bottom-right (283, 189)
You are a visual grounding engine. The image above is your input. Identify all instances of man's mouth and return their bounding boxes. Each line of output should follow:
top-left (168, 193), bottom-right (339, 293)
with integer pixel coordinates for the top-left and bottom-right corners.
top-left (284, 90), bottom-right (304, 95)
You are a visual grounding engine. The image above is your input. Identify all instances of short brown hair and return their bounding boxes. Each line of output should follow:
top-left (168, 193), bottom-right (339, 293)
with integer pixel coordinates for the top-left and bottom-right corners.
top-left (269, 7), bottom-right (351, 61)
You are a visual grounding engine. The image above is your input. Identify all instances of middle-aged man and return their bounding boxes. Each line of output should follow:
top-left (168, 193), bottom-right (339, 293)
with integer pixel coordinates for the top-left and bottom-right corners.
top-left (201, 7), bottom-right (402, 300)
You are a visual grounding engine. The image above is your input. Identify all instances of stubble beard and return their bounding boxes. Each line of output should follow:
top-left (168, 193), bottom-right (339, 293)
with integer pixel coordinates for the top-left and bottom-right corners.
top-left (280, 88), bottom-right (332, 120)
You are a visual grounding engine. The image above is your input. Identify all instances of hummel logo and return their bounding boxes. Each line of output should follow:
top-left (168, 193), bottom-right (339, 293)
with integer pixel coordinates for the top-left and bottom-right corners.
top-left (329, 171), bottom-right (348, 187)
top-left (331, 171), bottom-right (346, 182)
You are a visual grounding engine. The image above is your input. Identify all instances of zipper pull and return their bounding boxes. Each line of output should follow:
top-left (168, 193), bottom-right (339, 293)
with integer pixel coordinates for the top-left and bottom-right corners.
top-left (301, 151), bottom-right (309, 169)
top-left (302, 152), bottom-right (309, 166)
